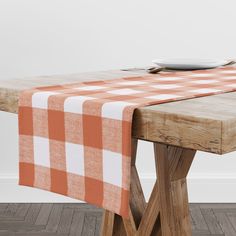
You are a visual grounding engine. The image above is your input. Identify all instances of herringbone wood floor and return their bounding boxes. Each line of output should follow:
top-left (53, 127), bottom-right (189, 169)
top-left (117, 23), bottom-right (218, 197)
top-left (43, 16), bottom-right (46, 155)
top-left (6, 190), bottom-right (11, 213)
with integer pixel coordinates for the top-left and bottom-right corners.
top-left (0, 204), bottom-right (236, 236)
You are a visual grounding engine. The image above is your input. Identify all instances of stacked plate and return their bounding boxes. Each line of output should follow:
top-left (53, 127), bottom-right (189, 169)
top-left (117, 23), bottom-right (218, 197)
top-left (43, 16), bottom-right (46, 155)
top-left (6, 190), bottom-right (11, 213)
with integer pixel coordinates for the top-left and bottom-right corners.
top-left (152, 59), bottom-right (229, 70)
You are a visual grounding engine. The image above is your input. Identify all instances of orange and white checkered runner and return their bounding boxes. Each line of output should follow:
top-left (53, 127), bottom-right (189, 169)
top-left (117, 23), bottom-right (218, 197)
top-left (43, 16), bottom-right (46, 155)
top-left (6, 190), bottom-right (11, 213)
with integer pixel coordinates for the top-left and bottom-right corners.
top-left (19, 66), bottom-right (236, 217)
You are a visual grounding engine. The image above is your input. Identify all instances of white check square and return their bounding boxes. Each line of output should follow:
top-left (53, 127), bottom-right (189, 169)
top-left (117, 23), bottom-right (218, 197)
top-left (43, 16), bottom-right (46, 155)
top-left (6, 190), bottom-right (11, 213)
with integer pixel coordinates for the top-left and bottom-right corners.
top-left (102, 101), bottom-right (135, 120)
top-left (32, 91), bottom-right (58, 109)
top-left (33, 136), bottom-right (50, 168)
top-left (146, 94), bottom-right (182, 100)
top-left (103, 150), bottom-right (122, 187)
top-left (190, 88), bottom-right (221, 94)
top-left (220, 70), bottom-right (236, 74)
top-left (107, 88), bottom-right (143, 95)
top-left (226, 84), bottom-right (236, 88)
top-left (220, 76), bottom-right (236, 80)
top-left (151, 84), bottom-right (182, 89)
top-left (74, 86), bottom-right (105, 91)
top-left (189, 73), bottom-right (215, 77)
top-left (64, 96), bottom-right (95, 114)
top-left (66, 142), bottom-right (84, 176)
top-left (157, 77), bottom-right (184, 81)
top-left (117, 81), bottom-right (147, 86)
top-left (192, 80), bottom-right (219, 84)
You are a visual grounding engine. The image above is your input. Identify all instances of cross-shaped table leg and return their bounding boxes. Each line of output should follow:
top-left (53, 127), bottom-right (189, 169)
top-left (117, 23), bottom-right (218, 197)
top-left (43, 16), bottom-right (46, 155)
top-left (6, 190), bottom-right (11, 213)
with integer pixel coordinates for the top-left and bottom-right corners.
top-left (100, 139), bottom-right (196, 236)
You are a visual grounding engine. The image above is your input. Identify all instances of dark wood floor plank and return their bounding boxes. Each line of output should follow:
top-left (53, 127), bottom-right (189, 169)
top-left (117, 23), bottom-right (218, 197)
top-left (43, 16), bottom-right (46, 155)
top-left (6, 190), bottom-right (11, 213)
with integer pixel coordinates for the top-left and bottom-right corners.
top-left (14, 233), bottom-right (68, 236)
top-left (0, 204), bottom-right (8, 212)
top-left (45, 204), bottom-right (63, 232)
top-left (214, 211), bottom-right (236, 236)
top-left (0, 231), bottom-right (64, 236)
top-left (81, 214), bottom-right (96, 236)
top-left (69, 212), bottom-right (85, 236)
top-left (57, 207), bottom-right (74, 234)
top-left (213, 208), bottom-right (236, 213)
top-left (201, 208), bottom-right (223, 234)
top-left (24, 204), bottom-right (42, 224)
top-left (190, 204), bottom-right (209, 233)
top-left (226, 213), bottom-right (236, 233)
top-left (95, 213), bottom-right (102, 236)
top-left (15, 203), bottom-right (31, 218)
top-left (192, 234), bottom-right (224, 236)
top-left (35, 204), bottom-right (53, 226)
top-left (0, 222), bottom-right (45, 231)
top-left (197, 203), bottom-right (236, 209)
top-left (64, 203), bottom-right (102, 212)
top-left (0, 203), bottom-right (236, 235)
top-left (0, 233), bottom-right (14, 236)
top-left (191, 230), bottom-right (220, 235)
top-left (0, 216), bottom-right (25, 221)
top-left (0, 233), bottom-right (67, 236)
top-left (4, 203), bottom-right (18, 217)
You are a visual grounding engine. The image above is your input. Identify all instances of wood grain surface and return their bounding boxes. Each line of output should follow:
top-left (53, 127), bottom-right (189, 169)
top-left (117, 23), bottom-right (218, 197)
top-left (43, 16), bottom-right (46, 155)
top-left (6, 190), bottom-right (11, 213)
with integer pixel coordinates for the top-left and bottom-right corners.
top-left (0, 69), bottom-right (236, 154)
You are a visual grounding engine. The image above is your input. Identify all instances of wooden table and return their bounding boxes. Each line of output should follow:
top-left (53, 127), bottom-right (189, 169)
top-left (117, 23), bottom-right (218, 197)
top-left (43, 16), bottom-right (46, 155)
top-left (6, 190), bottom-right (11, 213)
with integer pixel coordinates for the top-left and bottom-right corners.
top-left (1, 69), bottom-right (236, 236)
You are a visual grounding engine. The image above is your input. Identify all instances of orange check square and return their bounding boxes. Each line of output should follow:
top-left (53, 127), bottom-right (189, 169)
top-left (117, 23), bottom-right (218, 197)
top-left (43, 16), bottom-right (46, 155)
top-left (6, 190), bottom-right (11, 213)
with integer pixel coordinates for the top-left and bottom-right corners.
top-left (19, 107), bottom-right (33, 135)
top-left (120, 189), bottom-right (129, 217)
top-left (83, 115), bottom-right (102, 149)
top-left (122, 120), bottom-right (132, 157)
top-left (85, 177), bottom-right (103, 206)
top-left (48, 110), bottom-right (65, 141)
top-left (19, 162), bottom-right (34, 186)
top-left (51, 168), bottom-right (68, 195)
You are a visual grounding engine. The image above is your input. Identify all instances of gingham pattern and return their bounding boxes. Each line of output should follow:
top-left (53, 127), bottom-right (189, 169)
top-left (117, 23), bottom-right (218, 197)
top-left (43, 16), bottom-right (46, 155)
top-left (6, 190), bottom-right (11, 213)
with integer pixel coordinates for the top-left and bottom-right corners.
top-left (19, 66), bottom-right (236, 217)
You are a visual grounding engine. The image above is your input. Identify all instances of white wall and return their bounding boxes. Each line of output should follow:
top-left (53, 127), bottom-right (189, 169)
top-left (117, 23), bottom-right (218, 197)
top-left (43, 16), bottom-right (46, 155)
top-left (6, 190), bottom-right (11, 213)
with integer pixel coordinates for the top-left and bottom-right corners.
top-left (0, 0), bottom-right (236, 202)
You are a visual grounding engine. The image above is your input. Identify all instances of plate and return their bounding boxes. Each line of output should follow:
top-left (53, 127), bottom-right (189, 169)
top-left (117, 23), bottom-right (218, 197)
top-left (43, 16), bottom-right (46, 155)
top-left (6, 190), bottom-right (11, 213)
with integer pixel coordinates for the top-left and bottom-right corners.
top-left (152, 58), bottom-right (229, 70)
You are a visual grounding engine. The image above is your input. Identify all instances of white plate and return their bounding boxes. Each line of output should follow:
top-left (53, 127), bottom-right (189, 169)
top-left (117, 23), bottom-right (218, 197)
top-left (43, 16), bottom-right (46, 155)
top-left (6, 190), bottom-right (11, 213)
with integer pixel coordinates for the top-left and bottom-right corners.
top-left (152, 58), bottom-right (229, 70)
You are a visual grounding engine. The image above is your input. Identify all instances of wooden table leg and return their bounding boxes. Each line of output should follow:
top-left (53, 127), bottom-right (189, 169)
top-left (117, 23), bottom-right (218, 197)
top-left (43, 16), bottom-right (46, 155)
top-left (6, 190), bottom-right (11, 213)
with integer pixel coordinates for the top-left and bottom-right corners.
top-left (154, 143), bottom-right (195, 236)
top-left (100, 141), bottom-right (196, 236)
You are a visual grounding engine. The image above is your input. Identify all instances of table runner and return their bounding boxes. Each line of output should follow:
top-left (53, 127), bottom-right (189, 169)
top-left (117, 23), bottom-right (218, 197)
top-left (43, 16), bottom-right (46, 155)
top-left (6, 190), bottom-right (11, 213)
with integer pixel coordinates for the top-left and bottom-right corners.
top-left (19, 66), bottom-right (236, 217)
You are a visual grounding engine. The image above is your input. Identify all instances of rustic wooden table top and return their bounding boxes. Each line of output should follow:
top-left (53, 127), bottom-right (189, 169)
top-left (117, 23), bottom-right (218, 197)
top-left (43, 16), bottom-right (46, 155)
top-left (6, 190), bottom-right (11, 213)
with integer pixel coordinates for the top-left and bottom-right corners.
top-left (0, 69), bottom-right (235, 155)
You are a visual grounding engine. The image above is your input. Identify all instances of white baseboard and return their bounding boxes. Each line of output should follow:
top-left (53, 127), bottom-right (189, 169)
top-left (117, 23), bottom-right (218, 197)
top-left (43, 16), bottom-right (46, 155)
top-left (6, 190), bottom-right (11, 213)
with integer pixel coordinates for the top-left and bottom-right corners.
top-left (1, 173), bottom-right (236, 202)
top-left (142, 173), bottom-right (236, 202)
